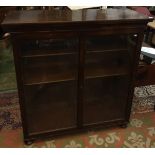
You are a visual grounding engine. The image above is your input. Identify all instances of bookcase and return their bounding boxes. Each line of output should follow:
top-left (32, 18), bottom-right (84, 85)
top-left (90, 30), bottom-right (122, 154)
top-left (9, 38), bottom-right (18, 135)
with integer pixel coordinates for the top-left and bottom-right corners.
top-left (2, 8), bottom-right (151, 144)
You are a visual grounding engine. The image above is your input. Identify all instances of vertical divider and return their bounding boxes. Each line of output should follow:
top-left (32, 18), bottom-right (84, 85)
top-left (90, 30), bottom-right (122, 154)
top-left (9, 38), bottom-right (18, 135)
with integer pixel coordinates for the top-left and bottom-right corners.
top-left (77, 35), bottom-right (86, 128)
top-left (125, 32), bottom-right (145, 121)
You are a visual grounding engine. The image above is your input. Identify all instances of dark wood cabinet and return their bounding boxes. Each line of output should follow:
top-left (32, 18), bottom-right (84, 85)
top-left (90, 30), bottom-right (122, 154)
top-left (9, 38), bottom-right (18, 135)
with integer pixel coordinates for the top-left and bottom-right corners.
top-left (2, 8), bottom-right (151, 144)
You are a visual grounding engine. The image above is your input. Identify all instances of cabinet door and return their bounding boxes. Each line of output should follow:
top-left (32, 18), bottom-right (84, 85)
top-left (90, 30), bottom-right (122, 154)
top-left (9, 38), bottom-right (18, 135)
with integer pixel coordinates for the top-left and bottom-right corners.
top-left (19, 32), bottom-right (78, 135)
top-left (83, 34), bottom-right (137, 126)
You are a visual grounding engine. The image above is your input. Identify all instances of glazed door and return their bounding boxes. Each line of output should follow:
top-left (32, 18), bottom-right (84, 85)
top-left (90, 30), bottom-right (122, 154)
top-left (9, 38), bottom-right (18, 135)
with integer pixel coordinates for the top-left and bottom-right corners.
top-left (19, 32), bottom-right (79, 135)
top-left (83, 34), bottom-right (138, 126)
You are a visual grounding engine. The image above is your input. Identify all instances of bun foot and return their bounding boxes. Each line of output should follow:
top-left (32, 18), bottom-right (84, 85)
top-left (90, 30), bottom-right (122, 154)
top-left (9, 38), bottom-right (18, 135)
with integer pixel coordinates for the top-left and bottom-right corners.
top-left (24, 140), bottom-right (34, 145)
top-left (120, 123), bottom-right (128, 128)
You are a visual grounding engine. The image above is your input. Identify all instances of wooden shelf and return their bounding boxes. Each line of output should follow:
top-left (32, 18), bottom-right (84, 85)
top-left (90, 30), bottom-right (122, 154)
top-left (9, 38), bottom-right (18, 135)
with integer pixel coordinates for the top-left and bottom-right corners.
top-left (86, 48), bottom-right (128, 54)
top-left (24, 71), bottom-right (77, 85)
top-left (85, 67), bottom-right (129, 79)
top-left (22, 49), bottom-right (77, 58)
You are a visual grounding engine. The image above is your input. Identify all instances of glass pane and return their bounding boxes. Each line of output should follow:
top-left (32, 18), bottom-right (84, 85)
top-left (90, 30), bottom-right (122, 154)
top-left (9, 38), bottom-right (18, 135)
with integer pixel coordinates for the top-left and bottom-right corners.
top-left (20, 36), bottom-right (78, 135)
top-left (24, 81), bottom-right (77, 134)
top-left (83, 34), bottom-right (137, 126)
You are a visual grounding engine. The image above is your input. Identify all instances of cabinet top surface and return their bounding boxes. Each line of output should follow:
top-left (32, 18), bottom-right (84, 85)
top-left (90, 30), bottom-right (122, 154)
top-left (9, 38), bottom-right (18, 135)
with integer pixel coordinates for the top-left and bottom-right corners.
top-left (2, 8), bottom-right (152, 26)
